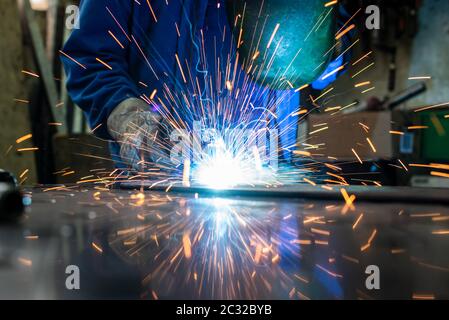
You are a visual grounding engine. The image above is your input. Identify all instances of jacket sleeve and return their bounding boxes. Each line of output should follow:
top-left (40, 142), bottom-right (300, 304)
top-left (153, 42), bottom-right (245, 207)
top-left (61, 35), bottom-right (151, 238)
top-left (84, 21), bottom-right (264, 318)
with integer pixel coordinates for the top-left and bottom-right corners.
top-left (61, 0), bottom-right (141, 140)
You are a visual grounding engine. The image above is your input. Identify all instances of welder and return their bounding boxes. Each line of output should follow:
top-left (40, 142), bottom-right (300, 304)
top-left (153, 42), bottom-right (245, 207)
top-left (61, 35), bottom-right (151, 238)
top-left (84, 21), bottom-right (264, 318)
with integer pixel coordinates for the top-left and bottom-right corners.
top-left (62, 0), bottom-right (352, 171)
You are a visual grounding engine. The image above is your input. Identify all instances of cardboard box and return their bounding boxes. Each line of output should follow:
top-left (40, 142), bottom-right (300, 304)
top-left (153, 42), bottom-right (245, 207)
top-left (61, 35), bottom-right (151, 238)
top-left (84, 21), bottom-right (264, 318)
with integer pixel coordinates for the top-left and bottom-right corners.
top-left (304, 111), bottom-right (393, 161)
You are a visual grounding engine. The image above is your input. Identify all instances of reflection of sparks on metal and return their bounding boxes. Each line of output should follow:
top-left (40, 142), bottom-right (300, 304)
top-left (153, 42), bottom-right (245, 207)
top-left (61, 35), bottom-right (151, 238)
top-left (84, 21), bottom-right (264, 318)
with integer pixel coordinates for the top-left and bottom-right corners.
top-left (182, 232), bottom-right (192, 259)
top-left (130, 193), bottom-right (145, 206)
top-left (28, 185), bottom-right (448, 300)
top-left (110, 195), bottom-right (309, 299)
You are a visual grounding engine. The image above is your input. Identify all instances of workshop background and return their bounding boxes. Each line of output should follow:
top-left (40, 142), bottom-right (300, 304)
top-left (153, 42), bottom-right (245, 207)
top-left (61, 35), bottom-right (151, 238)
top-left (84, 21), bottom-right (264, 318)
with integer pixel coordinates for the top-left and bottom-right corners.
top-left (0, 0), bottom-right (448, 187)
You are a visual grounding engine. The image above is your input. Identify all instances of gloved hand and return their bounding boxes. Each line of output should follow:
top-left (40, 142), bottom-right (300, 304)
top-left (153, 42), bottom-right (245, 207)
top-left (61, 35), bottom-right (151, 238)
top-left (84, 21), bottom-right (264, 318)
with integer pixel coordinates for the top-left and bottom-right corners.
top-left (107, 98), bottom-right (166, 171)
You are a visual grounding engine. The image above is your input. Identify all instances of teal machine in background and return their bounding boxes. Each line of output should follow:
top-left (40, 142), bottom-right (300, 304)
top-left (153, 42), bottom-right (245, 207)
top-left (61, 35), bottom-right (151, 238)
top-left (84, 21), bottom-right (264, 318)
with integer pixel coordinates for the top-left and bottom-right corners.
top-left (225, 0), bottom-right (336, 89)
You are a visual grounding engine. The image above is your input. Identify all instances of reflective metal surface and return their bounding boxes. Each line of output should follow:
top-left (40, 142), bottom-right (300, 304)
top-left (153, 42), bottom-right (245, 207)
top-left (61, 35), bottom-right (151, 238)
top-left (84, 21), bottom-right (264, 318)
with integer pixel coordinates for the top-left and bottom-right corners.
top-left (1, 187), bottom-right (449, 299)
top-left (225, 0), bottom-right (336, 88)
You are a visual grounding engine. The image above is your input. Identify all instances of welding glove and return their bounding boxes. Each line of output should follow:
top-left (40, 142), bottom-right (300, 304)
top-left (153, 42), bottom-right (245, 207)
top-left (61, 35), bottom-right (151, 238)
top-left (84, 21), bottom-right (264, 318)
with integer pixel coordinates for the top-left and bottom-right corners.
top-left (107, 98), bottom-right (166, 171)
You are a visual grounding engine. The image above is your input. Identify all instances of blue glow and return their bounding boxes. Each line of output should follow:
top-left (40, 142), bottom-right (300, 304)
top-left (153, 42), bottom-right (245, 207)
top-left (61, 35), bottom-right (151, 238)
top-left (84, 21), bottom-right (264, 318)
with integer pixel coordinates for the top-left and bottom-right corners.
top-left (22, 196), bottom-right (32, 206)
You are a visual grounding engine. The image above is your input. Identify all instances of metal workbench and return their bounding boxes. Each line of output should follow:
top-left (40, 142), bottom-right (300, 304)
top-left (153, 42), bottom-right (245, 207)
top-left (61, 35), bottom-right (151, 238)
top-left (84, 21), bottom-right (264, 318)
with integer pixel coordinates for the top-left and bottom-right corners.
top-left (1, 185), bottom-right (448, 299)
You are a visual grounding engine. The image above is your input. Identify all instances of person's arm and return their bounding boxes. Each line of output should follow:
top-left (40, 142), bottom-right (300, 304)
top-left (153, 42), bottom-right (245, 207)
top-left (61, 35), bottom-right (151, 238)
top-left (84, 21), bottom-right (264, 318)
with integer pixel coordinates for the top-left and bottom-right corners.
top-left (61, 0), bottom-right (141, 140)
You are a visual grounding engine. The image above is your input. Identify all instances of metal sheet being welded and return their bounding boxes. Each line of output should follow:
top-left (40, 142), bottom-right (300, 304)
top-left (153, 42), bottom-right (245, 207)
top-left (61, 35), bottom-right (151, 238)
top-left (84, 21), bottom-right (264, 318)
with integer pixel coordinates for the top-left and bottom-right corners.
top-left (120, 182), bottom-right (449, 205)
top-left (1, 187), bottom-right (449, 300)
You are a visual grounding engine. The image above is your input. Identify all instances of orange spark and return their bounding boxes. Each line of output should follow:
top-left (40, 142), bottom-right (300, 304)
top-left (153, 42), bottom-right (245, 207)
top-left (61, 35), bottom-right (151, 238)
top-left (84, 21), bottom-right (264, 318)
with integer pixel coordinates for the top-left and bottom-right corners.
top-left (295, 84), bottom-right (309, 93)
top-left (108, 30), bottom-right (125, 49)
top-left (183, 233), bottom-right (192, 259)
top-left (43, 185), bottom-right (67, 192)
top-left (309, 126), bottom-right (329, 135)
top-left (19, 169), bottom-right (29, 179)
top-left (361, 229), bottom-right (377, 251)
top-left (18, 257), bottom-right (32, 267)
top-left (398, 159), bottom-right (408, 171)
top-left (409, 163), bottom-right (449, 170)
top-left (96, 58), bottom-right (113, 70)
top-left (432, 230), bottom-right (449, 235)
top-left (175, 53), bottom-right (187, 83)
top-left (16, 134), bottom-right (33, 144)
top-left (366, 138), bottom-right (376, 152)
top-left (294, 150), bottom-right (311, 157)
top-left (321, 65), bottom-right (345, 81)
top-left (352, 51), bottom-right (372, 66)
top-left (361, 87), bottom-right (375, 94)
top-left (355, 81), bottom-right (371, 87)
top-left (324, 0), bottom-right (338, 7)
top-left (146, 0), bottom-right (158, 22)
top-left (311, 228), bottom-right (330, 236)
top-left (14, 99), bottom-right (30, 104)
top-left (351, 62), bottom-right (375, 78)
top-left (292, 239), bottom-right (312, 245)
top-left (254, 244), bottom-right (262, 264)
top-left (252, 51), bottom-right (260, 60)
top-left (267, 23), bottom-right (280, 49)
top-left (130, 193), bottom-right (145, 206)
top-left (368, 229), bottom-right (377, 244)
top-left (316, 264), bottom-right (343, 278)
top-left (412, 293), bottom-right (435, 300)
top-left (408, 126), bottom-right (428, 130)
top-left (21, 70), bottom-right (40, 78)
top-left (59, 50), bottom-right (86, 69)
top-left (335, 24), bottom-right (355, 40)
top-left (351, 148), bottom-right (363, 164)
top-left (352, 213), bottom-right (363, 230)
top-left (414, 101), bottom-right (449, 113)
top-left (431, 171), bottom-right (449, 179)
top-left (341, 188), bottom-right (356, 213)
top-left (303, 178), bottom-right (316, 186)
top-left (92, 242), bottom-right (103, 254)
top-left (17, 147), bottom-right (39, 152)
top-left (313, 87), bottom-right (334, 102)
